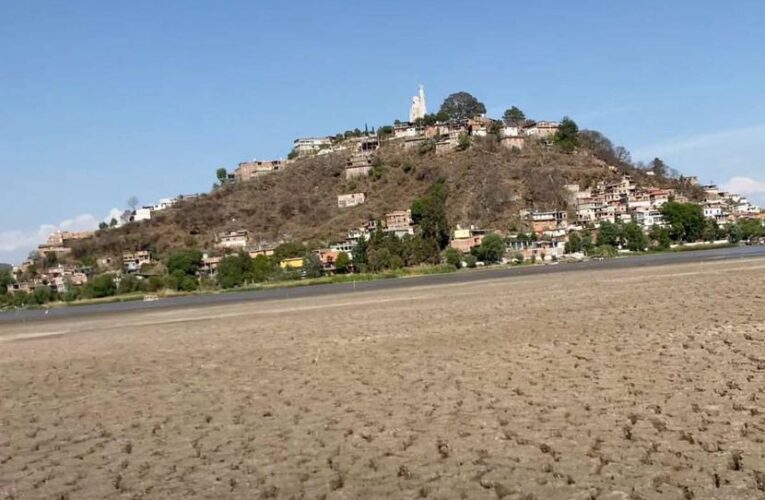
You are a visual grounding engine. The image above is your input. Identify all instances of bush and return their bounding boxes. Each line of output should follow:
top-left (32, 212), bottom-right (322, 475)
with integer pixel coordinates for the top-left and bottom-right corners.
top-left (147, 276), bottom-right (164, 292)
top-left (83, 275), bottom-right (116, 298)
top-left (457, 133), bottom-right (471, 151)
top-left (303, 254), bottom-right (324, 279)
top-left (591, 245), bottom-right (618, 258)
top-left (417, 139), bottom-right (436, 155)
top-left (554, 116), bottom-right (579, 152)
top-left (463, 255), bottom-right (477, 268)
top-left (472, 233), bottom-right (505, 263)
top-left (649, 226), bottom-right (671, 250)
top-left (445, 248), bottom-right (462, 269)
top-left (63, 287), bottom-right (81, 303)
top-left (118, 275), bottom-right (146, 295)
top-left (178, 275), bottom-right (199, 292)
top-left (217, 252), bottom-right (252, 289)
top-left (166, 250), bottom-right (203, 277)
top-left (32, 285), bottom-right (53, 305)
top-left (335, 252), bottom-right (351, 273)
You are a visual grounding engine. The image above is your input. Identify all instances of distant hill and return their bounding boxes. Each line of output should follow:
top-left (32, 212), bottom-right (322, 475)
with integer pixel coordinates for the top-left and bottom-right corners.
top-left (69, 138), bottom-right (700, 261)
top-left (0, 263), bottom-right (11, 272)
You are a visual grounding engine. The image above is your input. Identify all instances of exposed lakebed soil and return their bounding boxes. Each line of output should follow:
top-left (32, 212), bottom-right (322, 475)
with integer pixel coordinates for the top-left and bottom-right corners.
top-left (2, 259), bottom-right (765, 499)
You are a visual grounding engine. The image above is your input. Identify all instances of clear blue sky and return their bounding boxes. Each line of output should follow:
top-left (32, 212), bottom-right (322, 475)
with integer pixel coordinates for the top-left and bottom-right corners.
top-left (2, 0), bottom-right (764, 263)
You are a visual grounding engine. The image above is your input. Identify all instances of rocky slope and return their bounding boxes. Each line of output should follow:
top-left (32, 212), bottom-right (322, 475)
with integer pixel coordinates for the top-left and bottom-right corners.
top-left (69, 138), bottom-right (698, 261)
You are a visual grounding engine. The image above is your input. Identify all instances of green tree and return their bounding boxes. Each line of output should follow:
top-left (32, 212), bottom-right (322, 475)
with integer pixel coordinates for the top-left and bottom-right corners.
top-left (554, 116), bottom-right (579, 152)
top-left (377, 125), bottom-right (395, 137)
top-left (581, 232), bottom-right (595, 254)
top-left (702, 220), bottom-right (720, 242)
top-left (303, 254), bottom-right (324, 278)
top-left (273, 242), bottom-right (308, 262)
top-left (659, 202), bottom-right (705, 242)
top-left (216, 168), bottom-right (228, 183)
top-left (217, 252), bottom-right (252, 289)
top-left (649, 225), bottom-right (671, 250)
top-left (473, 233), bottom-right (505, 263)
top-left (565, 232), bottom-right (583, 254)
top-left (251, 254), bottom-right (276, 282)
top-left (438, 92), bottom-right (487, 120)
top-left (352, 238), bottom-right (368, 270)
top-left (412, 179), bottom-right (450, 250)
top-left (147, 276), bottom-right (165, 292)
top-left (32, 285), bottom-right (53, 305)
top-left (622, 222), bottom-right (646, 252)
top-left (0, 269), bottom-right (13, 295)
top-left (166, 250), bottom-right (203, 277)
top-left (127, 196), bottom-right (139, 212)
top-left (63, 286), bottom-right (81, 303)
top-left (403, 235), bottom-right (440, 266)
top-left (596, 221), bottom-right (620, 247)
top-left (334, 252), bottom-right (351, 274)
top-left (88, 275), bottom-right (116, 298)
top-left (649, 158), bottom-right (669, 177)
top-left (727, 223), bottom-right (743, 243)
top-left (502, 106), bottom-right (526, 126)
top-left (739, 218), bottom-right (765, 241)
top-left (118, 275), bottom-right (145, 294)
top-left (178, 275), bottom-right (199, 292)
top-left (445, 247), bottom-right (462, 269)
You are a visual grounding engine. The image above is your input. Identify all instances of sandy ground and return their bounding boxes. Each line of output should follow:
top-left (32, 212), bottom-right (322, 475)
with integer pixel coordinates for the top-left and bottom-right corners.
top-left (2, 259), bottom-right (765, 500)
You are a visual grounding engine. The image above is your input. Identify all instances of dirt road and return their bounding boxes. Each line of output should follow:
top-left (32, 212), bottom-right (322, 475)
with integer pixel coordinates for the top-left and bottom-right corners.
top-left (2, 259), bottom-right (765, 499)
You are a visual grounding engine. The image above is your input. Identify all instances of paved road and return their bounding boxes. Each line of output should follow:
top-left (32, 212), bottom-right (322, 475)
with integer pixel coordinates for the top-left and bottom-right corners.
top-left (2, 245), bottom-right (764, 325)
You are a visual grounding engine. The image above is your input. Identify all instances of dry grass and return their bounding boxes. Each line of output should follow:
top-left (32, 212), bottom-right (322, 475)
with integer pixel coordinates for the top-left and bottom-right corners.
top-left (68, 140), bottom-right (688, 261)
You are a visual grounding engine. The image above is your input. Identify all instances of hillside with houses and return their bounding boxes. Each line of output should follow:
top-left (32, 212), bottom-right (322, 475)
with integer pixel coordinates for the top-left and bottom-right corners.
top-left (2, 88), bottom-right (764, 306)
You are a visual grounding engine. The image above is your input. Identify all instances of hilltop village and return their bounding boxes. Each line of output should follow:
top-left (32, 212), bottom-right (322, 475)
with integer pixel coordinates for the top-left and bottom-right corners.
top-left (2, 87), bottom-right (764, 307)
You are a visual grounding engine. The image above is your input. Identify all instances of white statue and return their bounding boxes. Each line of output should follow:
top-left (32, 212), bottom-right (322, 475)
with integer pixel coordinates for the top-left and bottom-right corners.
top-left (409, 84), bottom-right (427, 122)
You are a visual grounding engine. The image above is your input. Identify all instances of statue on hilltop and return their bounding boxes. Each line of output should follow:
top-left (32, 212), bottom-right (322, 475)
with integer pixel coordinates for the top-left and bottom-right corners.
top-left (409, 85), bottom-right (427, 123)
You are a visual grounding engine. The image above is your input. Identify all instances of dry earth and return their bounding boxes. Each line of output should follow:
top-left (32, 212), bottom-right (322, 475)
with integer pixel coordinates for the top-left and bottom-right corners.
top-left (2, 259), bottom-right (765, 499)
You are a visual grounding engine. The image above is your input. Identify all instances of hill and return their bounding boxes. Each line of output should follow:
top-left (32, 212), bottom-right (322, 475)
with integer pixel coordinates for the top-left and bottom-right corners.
top-left (69, 137), bottom-right (700, 261)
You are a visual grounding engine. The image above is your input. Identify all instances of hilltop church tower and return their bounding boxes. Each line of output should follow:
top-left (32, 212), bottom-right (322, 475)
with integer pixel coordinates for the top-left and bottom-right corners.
top-left (409, 85), bottom-right (427, 122)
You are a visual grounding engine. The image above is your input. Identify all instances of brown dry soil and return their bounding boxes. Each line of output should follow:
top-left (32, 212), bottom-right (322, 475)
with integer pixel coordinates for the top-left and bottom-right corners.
top-left (2, 259), bottom-right (765, 500)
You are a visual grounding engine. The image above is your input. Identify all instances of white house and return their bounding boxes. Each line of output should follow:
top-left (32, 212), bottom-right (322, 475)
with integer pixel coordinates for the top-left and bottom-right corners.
top-left (633, 208), bottom-right (664, 228)
top-left (133, 207), bottom-right (153, 222)
top-left (337, 193), bottom-right (366, 208)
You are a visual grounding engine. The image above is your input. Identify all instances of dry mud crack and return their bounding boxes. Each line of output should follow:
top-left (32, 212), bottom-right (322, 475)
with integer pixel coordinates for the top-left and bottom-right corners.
top-left (1, 259), bottom-right (765, 499)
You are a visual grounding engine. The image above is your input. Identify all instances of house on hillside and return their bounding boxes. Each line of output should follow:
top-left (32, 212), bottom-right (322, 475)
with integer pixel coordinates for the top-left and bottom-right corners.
top-left (467, 116), bottom-right (494, 137)
top-left (393, 123), bottom-right (420, 139)
top-left (293, 137), bottom-right (333, 156)
top-left (632, 208), bottom-right (665, 229)
top-left (524, 121), bottom-right (559, 138)
top-left (235, 159), bottom-right (287, 181)
top-left (38, 232), bottom-right (73, 258)
top-left (384, 210), bottom-right (414, 237)
top-left (123, 251), bottom-right (152, 273)
top-left (337, 193), bottom-right (366, 208)
top-left (449, 226), bottom-right (486, 253)
top-left (216, 230), bottom-right (249, 249)
top-left (201, 254), bottom-right (222, 276)
top-left (314, 249), bottom-right (341, 272)
top-left (345, 153), bottom-right (373, 179)
top-left (521, 210), bottom-right (568, 234)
